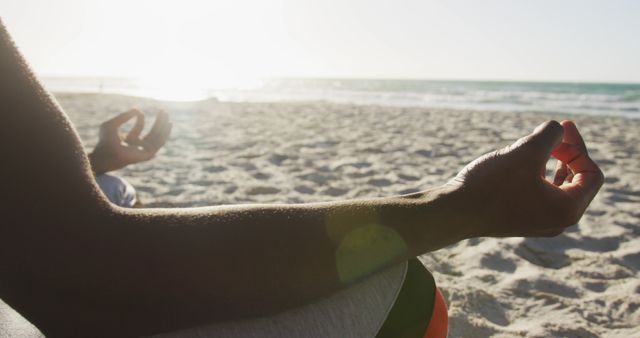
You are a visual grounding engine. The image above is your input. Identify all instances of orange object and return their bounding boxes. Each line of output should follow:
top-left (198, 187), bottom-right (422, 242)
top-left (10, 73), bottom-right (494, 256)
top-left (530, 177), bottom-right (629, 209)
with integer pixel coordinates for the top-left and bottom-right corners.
top-left (424, 287), bottom-right (448, 338)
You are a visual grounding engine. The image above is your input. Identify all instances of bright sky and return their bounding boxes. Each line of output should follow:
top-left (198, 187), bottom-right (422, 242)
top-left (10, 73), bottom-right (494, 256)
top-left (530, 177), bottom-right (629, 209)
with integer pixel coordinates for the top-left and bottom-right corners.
top-left (2, 0), bottom-right (639, 84)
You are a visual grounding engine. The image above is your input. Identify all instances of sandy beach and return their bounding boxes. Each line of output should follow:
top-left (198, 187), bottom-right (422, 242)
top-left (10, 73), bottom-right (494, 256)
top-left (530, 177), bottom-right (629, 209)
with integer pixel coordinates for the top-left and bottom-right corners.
top-left (51, 93), bottom-right (640, 337)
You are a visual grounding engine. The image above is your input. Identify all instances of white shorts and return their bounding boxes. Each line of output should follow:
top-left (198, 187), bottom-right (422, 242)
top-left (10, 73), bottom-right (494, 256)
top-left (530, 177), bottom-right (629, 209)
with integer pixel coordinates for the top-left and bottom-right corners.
top-left (153, 263), bottom-right (407, 338)
top-left (0, 263), bottom-right (407, 338)
top-left (95, 174), bottom-right (137, 208)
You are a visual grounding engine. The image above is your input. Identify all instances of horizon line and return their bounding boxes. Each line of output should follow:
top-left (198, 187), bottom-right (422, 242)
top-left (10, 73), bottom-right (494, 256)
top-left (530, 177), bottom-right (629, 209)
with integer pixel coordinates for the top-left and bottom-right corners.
top-left (39, 74), bottom-right (640, 86)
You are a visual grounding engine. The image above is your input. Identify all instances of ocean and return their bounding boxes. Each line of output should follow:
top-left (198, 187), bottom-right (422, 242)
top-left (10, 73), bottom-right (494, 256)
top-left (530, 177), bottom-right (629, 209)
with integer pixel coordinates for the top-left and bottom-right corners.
top-left (43, 77), bottom-right (640, 118)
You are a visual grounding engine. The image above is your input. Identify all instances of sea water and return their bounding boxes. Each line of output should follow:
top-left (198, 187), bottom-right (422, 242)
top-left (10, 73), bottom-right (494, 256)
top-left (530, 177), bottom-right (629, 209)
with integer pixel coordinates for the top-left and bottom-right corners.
top-left (43, 77), bottom-right (640, 118)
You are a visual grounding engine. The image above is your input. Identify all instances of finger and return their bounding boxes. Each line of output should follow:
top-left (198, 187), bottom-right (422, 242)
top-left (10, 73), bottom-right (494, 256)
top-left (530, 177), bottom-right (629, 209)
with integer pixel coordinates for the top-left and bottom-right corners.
top-left (148, 122), bottom-right (172, 153)
top-left (559, 120), bottom-right (586, 150)
top-left (566, 169), bottom-right (574, 183)
top-left (561, 170), bottom-right (603, 212)
top-left (553, 161), bottom-right (568, 186)
top-left (552, 121), bottom-right (604, 206)
top-left (102, 109), bottom-right (142, 130)
top-left (161, 122), bottom-right (172, 146)
top-left (125, 109), bottom-right (145, 143)
top-left (143, 111), bottom-right (170, 152)
top-left (143, 111), bottom-right (168, 142)
top-left (551, 121), bottom-right (598, 173)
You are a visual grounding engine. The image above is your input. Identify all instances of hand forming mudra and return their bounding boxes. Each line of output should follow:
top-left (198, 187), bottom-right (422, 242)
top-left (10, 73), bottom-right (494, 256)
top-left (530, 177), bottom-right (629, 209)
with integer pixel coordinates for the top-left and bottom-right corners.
top-left (89, 109), bottom-right (172, 175)
top-left (449, 120), bottom-right (604, 239)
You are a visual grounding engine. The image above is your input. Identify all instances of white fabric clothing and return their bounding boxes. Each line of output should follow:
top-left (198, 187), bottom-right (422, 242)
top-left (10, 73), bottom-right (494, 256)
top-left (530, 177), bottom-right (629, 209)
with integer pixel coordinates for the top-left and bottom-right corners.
top-left (95, 174), bottom-right (137, 207)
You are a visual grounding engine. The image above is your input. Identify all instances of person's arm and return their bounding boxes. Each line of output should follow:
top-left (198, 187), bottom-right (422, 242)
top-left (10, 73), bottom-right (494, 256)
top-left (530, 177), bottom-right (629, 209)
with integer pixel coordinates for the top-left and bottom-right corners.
top-left (12, 120), bottom-right (600, 338)
top-left (0, 20), bottom-right (603, 337)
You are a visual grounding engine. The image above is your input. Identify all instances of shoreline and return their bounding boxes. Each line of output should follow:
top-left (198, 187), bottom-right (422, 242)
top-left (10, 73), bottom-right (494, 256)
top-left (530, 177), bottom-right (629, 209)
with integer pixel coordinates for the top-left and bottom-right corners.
top-left (52, 91), bottom-right (640, 120)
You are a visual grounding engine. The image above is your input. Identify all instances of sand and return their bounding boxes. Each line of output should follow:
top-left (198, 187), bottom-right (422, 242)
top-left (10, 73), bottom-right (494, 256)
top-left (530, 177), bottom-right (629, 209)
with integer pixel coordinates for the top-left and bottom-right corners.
top-left (4, 93), bottom-right (640, 337)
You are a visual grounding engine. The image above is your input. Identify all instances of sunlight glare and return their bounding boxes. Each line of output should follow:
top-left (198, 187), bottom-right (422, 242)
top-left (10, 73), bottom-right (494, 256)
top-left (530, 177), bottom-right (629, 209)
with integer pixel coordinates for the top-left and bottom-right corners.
top-left (121, 0), bottom-right (277, 101)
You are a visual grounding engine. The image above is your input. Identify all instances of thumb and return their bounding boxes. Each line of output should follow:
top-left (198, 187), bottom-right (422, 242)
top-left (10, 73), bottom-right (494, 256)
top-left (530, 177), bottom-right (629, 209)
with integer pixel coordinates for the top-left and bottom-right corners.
top-left (522, 120), bottom-right (565, 160)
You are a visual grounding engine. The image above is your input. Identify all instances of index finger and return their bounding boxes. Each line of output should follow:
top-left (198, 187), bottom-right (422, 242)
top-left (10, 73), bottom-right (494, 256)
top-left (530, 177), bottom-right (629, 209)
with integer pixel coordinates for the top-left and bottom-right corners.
top-left (142, 111), bottom-right (170, 152)
top-left (551, 120), bottom-right (604, 205)
top-left (102, 109), bottom-right (143, 129)
top-left (551, 121), bottom-right (598, 173)
top-left (125, 109), bottom-right (146, 143)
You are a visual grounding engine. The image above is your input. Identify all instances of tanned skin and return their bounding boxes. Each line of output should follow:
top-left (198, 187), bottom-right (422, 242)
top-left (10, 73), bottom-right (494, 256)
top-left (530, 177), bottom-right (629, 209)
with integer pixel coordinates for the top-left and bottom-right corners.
top-left (0, 21), bottom-right (603, 337)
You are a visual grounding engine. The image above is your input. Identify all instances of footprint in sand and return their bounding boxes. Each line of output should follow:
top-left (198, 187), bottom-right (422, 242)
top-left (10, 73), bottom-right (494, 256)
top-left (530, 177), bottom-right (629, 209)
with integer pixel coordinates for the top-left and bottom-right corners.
top-left (512, 277), bottom-right (580, 298)
top-left (191, 179), bottom-right (214, 186)
top-left (347, 170), bottom-right (375, 179)
top-left (322, 187), bottom-right (349, 197)
top-left (252, 172), bottom-right (272, 180)
top-left (368, 178), bottom-right (393, 187)
top-left (332, 161), bottom-right (372, 170)
top-left (620, 251), bottom-right (640, 270)
top-left (515, 234), bottom-right (621, 270)
top-left (246, 186), bottom-right (281, 195)
top-left (480, 252), bottom-right (517, 273)
top-left (235, 162), bottom-right (258, 171)
top-left (398, 173), bottom-right (420, 181)
top-left (582, 280), bottom-right (608, 292)
top-left (545, 327), bottom-right (599, 338)
top-left (166, 188), bottom-right (185, 196)
top-left (514, 238), bottom-right (571, 269)
top-left (299, 173), bottom-right (330, 185)
top-left (267, 153), bottom-right (289, 165)
top-left (294, 185), bottom-right (316, 195)
top-left (451, 288), bottom-right (510, 326)
top-left (350, 162), bottom-right (372, 169)
top-left (415, 149), bottom-right (433, 158)
top-left (204, 165), bottom-right (227, 173)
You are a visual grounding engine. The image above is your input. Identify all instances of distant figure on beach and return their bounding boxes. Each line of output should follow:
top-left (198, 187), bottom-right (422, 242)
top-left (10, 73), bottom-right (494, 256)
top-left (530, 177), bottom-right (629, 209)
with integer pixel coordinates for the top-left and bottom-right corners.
top-left (0, 21), bottom-right (604, 338)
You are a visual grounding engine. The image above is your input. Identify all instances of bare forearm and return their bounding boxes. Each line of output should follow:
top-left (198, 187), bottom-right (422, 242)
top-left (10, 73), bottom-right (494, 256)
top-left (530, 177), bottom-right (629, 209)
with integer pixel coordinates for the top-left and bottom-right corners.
top-left (111, 185), bottom-right (463, 311)
top-left (33, 185), bottom-right (463, 336)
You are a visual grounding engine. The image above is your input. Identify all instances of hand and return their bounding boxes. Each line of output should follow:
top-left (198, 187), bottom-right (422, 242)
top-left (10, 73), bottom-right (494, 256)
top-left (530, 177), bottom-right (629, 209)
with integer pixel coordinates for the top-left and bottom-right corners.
top-left (450, 120), bottom-right (604, 238)
top-left (89, 109), bottom-right (171, 175)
